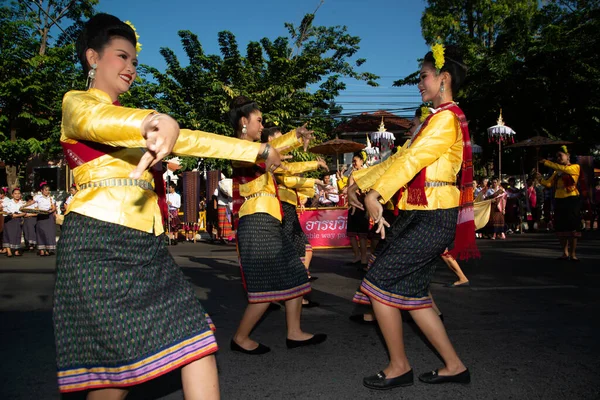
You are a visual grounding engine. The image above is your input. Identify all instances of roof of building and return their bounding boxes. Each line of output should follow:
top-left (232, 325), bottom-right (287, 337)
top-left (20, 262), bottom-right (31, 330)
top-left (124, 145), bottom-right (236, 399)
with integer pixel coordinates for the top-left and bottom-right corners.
top-left (333, 110), bottom-right (412, 135)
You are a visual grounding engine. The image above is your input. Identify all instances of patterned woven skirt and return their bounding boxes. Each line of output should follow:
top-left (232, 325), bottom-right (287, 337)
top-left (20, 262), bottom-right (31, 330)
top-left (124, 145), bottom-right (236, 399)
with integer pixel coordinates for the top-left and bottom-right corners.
top-left (237, 212), bottom-right (311, 303)
top-left (487, 207), bottom-right (505, 234)
top-left (217, 205), bottom-right (233, 239)
top-left (23, 216), bottom-right (36, 246)
top-left (2, 216), bottom-right (23, 249)
top-left (168, 208), bottom-right (181, 232)
top-left (353, 208), bottom-right (457, 310)
top-left (281, 202), bottom-right (312, 262)
top-left (554, 196), bottom-right (582, 238)
top-left (53, 213), bottom-right (217, 393)
top-left (36, 213), bottom-right (56, 250)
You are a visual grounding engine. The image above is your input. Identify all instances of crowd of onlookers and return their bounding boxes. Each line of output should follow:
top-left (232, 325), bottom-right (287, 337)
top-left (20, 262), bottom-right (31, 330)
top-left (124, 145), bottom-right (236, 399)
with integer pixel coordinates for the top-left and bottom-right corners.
top-left (472, 175), bottom-right (600, 239)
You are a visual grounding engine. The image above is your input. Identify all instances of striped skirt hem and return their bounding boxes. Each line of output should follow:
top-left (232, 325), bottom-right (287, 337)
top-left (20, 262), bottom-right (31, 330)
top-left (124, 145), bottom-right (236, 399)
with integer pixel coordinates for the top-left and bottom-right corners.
top-left (352, 279), bottom-right (432, 310)
top-left (57, 330), bottom-right (218, 393)
top-left (248, 282), bottom-right (311, 303)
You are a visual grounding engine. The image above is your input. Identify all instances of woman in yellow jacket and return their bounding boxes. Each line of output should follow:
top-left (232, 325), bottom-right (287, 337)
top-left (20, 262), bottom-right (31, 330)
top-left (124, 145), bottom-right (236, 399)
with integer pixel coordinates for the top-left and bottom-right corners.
top-left (229, 97), bottom-right (327, 355)
top-left (538, 147), bottom-right (581, 260)
top-left (347, 45), bottom-right (477, 390)
top-left (262, 127), bottom-right (328, 282)
top-left (54, 14), bottom-right (285, 399)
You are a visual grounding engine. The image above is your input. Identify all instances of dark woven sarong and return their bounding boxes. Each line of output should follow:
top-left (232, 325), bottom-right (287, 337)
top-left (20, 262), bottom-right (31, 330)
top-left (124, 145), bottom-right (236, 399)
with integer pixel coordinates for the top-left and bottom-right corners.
top-left (281, 202), bottom-right (311, 261)
top-left (36, 213), bottom-right (56, 250)
top-left (168, 208), bottom-right (181, 232)
top-left (23, 216), bottom-right (36, 246)
top-left (555, 196), bottom-right (582, 238)
top-left (354, 208), bottom-right (457, 310)
top-left (347, 207), bottom-right (370, 237)
top-left (237, 212), bottom-right (311, 303)
top-left (53, 212), bottom-right (217, 393)
top-left (2, 216), bottom-right (23, 249)
top-left (182, 171), bottom-right (200, 224)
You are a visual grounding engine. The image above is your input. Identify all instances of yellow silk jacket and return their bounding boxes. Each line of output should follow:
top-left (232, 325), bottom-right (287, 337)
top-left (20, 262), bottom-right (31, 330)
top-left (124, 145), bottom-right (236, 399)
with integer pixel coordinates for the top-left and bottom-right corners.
top-left (61, 89), bottom-right (262, 235)
top-left (353, 109), bottom-right (463, 210)
top-left (540, 161), bottom-right (580, 198)
top-left (275, 161), bottom-right (320, 206)
top-left (236, 131), bottom-right (303, 221)
top-left (297, 187), bottom-right (315, 204)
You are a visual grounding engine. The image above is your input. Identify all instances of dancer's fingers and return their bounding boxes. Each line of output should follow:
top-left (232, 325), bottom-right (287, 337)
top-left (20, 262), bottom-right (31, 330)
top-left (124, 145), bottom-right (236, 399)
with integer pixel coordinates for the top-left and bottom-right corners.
top-left (130, 151), bottom-right (156, 179)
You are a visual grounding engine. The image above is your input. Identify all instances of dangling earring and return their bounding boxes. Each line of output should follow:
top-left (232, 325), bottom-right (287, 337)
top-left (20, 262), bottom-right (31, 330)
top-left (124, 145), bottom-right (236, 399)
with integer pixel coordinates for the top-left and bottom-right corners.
top-left (86, 64), bottom-right (97, 89)
top-left (242, 124), bottom-right (247, 135)
top-left (440, 81), bottom-right (445, 98)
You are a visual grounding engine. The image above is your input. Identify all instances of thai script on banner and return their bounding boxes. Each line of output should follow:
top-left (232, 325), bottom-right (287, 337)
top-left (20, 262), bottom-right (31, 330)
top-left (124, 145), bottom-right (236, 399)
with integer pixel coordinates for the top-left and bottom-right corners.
top-left (298, 208), bottom-right (351, 248)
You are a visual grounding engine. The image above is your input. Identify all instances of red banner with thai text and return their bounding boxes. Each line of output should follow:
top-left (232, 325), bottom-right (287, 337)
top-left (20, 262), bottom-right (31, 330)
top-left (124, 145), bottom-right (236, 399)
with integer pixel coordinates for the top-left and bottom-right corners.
top-left (297, 208), bottom-right (350, 248)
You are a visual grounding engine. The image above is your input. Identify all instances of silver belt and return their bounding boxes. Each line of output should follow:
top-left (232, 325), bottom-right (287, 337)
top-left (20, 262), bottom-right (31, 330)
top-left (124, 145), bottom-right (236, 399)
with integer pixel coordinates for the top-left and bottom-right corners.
top-left (78, 178), bottom-right (153, 191)
top-left (244, 192), bottom-right (276, 200)
top-left (424, 181), bottom-right (455, 187)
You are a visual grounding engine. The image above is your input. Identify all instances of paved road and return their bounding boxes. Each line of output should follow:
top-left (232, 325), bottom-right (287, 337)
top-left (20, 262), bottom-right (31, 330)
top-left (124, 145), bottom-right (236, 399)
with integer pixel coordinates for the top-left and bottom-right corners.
top-left (1, 232), bottom-right (599, 399)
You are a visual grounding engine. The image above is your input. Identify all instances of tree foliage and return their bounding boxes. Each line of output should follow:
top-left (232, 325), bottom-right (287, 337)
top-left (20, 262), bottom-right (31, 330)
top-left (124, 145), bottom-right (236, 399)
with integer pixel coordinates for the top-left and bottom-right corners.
top-left (0, 1), bottom-right (90, 189)
top-left (395, 0), bottom-right (600, 175)
top-left (126, 12), bottom-right (378, 173)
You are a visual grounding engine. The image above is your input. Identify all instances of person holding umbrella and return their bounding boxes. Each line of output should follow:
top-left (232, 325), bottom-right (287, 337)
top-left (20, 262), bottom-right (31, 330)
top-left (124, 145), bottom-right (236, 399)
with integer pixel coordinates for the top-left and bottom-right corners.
top-left (537, 146), bottom-right (581, 261)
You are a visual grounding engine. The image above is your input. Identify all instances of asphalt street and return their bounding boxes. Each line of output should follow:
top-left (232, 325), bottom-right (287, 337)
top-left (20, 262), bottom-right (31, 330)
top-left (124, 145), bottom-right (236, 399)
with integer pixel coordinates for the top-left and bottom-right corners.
top-left (1, 232), bottom-right (599, 400)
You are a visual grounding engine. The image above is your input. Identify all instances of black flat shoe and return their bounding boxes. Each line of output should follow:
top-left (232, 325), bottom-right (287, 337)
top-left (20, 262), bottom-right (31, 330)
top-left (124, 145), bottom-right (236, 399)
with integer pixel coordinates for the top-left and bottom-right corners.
top-left (349, 314), bottom-right (376, 325)
top-left (419, 368), bottom-right (470, 384)
top-left (346, 260), bottom-right (362, 266)
top-left (302, 300), bottom-right (320, 308)
top-left (363, 369), bottom-right (414, 390)
top-left (308, 276), bottom-right (319, 282)
top-left (230, 339), bottom-right (271, 355)
top-left (286, 333), bottom-right (327, 349)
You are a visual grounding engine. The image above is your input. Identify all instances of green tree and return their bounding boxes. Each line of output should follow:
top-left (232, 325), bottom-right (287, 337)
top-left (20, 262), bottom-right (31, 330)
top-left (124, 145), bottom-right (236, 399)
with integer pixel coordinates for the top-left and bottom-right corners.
top-left (396, 0), bottom-right (599, 175)
top-left (128, 11), bottom-right (377, 174)
top-left (0, 2), bottom-right (88, 189)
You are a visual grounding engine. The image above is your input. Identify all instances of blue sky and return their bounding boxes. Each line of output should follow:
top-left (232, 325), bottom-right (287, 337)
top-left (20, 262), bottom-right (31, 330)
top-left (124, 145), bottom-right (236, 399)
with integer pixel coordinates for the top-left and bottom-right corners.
top-left (95, 0), bottom-right (429, 118)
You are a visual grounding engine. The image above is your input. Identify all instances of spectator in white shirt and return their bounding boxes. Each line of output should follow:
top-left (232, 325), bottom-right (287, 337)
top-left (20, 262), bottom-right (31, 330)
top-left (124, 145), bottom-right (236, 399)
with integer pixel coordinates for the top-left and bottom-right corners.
top-left (317, 174), bottom-right (340, 207)
top-left (166, 182), bottom-right (182, 243)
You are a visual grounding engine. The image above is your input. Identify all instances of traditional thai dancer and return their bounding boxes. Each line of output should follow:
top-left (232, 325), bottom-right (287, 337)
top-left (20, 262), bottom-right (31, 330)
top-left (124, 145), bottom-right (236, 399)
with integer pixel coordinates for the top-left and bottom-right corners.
top-left (34, 183), bottom-right (57, 256)
top-left (53, 13), bottom-right (285, 399)
top-left (2, 188), bottom-right (26, 257)
top-left (262, 126), bottom-right (328, 297)
top-left (347, 44), bottom-right (477, 390)
top-left (537, 146), bottom-right (581, 260)
top-left (229, 96), bottom-right (327, 355)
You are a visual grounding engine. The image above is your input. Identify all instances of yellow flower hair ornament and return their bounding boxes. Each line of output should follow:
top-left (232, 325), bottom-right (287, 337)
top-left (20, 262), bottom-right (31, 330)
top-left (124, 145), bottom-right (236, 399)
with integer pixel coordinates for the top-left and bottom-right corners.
top-left (560, 145), bottom-right (569, 154)
top-left (431, 42), bottom-right (445, 73)
top-left (124, 20), bottom-right (142, 54)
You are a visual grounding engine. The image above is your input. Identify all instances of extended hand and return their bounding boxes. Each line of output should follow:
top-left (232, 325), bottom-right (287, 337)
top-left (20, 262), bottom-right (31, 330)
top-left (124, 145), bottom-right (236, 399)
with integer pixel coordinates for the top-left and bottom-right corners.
top-left (316, 157), bottom-right (329, 171)
top-left (132, 114), bottom-right (180, 179)
top-left (538, 159), bottom-right (547, 164)
top-left (264, 146), bottom-right (291, 172)
top-left (347, 183), bottom-right (364, 210)
top-left (296, 123), bottom-right (314, 151)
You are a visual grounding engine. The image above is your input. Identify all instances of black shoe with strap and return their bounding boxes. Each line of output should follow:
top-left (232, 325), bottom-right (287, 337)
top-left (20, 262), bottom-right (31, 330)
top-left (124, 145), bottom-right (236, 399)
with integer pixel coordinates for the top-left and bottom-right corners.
top-left (363, 369), bottom-right (414, 390)
top-left (418, 368), bottom-right (470, 384)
